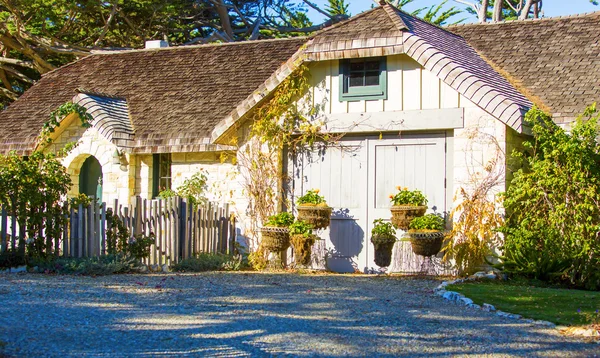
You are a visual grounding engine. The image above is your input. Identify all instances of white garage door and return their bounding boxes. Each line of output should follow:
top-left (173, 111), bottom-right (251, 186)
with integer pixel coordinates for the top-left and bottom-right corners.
top-left (291, 133), bottom-right (449, 273)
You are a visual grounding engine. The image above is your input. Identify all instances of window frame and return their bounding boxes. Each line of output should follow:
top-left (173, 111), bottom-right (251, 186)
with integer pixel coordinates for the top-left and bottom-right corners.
top-left (152, 153), bottom-right (172, 198)
top-left (339, 57), bottom-right (388, 102)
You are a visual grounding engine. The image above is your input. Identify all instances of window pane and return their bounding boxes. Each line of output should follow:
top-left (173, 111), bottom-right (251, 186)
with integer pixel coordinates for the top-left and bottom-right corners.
top-left (365, 72), bottom-right (380, 86)
top-left (365, 60), bottom-right (380, 71)
top-left (349, 73), bottom-right (364, 87)
top-left (349, 61), bottom-right (365, 71)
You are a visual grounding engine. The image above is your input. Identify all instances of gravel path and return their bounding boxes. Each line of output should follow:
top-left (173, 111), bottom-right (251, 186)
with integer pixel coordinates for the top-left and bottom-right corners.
top-left (0, 272), bottom-right (597, 357)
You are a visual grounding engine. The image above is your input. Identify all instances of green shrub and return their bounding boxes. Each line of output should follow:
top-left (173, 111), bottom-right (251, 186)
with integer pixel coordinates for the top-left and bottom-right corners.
top-left (0, 249), bottom-right (26, 269)
top-left (32, 254), bottom-right (142, 275)
top-left (264, 212), bottom-right (294, 227)
top-left (371, 219), bottom-right (396, 238)
top-left (409, 214), bottom-right (445, 231)
top-left (172, 253), bottom-right (244, 272)
top-left (498, 106), bottom-right (600, 290)
top-left (289, 220), bottom-right (314, 238)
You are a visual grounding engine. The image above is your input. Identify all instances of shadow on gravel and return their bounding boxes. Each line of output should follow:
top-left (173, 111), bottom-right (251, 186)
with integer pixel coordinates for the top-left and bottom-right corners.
top-left (0, 273), bottom-right (596, 357)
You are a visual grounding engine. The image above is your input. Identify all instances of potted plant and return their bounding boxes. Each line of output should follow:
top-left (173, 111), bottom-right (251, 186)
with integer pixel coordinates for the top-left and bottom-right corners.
top-left (389, 186), bottom-right (428, 230)
top-left (260, 212), bottom-right (294, 253)
top-left (407, 213), bottom-right (446, 257)
top-left (296, 189), bottom-right (332, 230)
top-left (289, 220), bottom-right (318, 266)
top-left (370, 219), bottom-right (397, 267)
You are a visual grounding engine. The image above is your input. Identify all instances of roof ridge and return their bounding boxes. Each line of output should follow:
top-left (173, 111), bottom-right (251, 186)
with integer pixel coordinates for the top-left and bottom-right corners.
top-left (393, 6), bottom-right (464, 38)
top-left (447, 10), bottom-right (600, 28)
top-left (91, 36), bottom-right (309, 55)
top-left (76, 88), bottom-right (126, 100)
top-left (381, 3), bottom-right (409, 31)
top-left (308, 6), bottom-right (394, 38)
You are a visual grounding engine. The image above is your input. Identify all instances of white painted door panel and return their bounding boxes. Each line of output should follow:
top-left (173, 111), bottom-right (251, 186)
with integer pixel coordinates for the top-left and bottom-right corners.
top-left (367, 136), bottom-right (447, 273)
top-left (292, 141), bottom-right (368, 272)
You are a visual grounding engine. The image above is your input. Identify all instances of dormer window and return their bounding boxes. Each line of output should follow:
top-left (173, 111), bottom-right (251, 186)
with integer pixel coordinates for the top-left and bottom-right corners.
top-left (340, 57), bottom-right (387, 101)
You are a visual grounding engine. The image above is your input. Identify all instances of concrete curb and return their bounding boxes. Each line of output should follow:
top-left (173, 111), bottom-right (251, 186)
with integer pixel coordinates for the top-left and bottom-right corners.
top-left (434, 271), bottom-right (557, 329)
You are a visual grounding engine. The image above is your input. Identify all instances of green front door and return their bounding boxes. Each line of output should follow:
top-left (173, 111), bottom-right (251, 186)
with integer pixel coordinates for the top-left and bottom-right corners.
top-left (79, 156), bottom-right (103, 203)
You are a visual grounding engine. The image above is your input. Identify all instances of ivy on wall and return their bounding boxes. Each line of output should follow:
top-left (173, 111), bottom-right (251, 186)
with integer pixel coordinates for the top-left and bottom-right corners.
top-left (0, 102), bottom-right (93, 258)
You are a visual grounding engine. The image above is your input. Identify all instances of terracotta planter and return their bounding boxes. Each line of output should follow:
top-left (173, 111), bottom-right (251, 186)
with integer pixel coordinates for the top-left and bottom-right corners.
top-left (390, 205), bottom-right (427, 230)
top-left (297, 205), bottom-right (332, 230)
top-left (371, 234), bottom-right (397, 267)
top-left (408, 231), bottom-right (445, 257)
top-left (260, 227), bottom-right (290, 253)
top-left (291, 234), bottom-right (318, 266)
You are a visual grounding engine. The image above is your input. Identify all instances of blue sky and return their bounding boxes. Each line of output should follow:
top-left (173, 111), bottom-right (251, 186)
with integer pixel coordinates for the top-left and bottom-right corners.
top-left (305, 1), bottom-right (599, 24)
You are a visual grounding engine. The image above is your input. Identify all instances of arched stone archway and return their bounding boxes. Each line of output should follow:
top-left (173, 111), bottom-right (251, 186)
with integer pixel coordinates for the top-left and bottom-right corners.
top-left (79, 156), bottom-right (103, 202)
top-left (66, 153), bottom-right (106, 201)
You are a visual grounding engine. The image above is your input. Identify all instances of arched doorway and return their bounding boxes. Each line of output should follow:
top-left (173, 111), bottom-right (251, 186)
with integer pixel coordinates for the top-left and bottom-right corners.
top-left (79, 156), bottom-right (103, 203)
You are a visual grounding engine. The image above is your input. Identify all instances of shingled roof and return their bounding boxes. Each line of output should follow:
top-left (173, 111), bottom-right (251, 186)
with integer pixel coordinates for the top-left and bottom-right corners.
top-left (449, 12), bottom-right (600, 123)
top-left (0, 38), bottom-right (305, 154)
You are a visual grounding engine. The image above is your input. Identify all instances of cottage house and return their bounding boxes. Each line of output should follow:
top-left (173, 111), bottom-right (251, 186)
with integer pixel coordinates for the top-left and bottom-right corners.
top-left (0, 3), bottom-right (598, 272)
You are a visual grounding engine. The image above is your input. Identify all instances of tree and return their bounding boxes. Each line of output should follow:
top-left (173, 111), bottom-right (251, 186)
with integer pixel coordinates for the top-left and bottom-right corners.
top-left (388, 0), bottom-right (466, 25)
top-left (325, 0), bottom-right (350, 16)
top-left (456, 0), bottom-right (598, 22)
top-left (0, 0), bottom-right (348, 107)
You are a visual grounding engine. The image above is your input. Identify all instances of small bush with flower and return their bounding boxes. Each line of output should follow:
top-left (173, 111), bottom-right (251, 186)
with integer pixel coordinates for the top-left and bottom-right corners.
top-left (389, 186), bottom-right (427, 206)
top-left (297, 189), bottom-right (327, 207)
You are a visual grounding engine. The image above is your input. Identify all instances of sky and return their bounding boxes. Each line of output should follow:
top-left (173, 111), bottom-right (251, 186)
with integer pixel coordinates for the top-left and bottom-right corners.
top-left (305, 0), bottom-right (599, 24)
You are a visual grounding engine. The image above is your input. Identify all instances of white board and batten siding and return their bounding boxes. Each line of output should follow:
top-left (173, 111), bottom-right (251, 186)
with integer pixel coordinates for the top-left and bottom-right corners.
top-left (287, 54), bottom-right (479, 273)
top-left (292, 134), bottom-right (450, 273)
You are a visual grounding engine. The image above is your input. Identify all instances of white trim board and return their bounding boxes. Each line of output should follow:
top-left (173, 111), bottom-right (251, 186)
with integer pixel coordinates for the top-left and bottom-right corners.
top-left (316, 107), bottom-right (464, 134)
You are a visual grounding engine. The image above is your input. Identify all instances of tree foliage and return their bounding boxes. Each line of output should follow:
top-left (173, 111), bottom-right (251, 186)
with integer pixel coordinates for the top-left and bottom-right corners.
top-left (388, 0), bottom-right (466, 25)
top-left (0, 0), bottom-right (348, 106)
top-left (499, 106), bottom-right (600, 290)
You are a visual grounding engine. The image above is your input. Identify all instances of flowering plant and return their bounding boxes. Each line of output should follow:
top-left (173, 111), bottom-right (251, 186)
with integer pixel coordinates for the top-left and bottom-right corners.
top-left (389, 186), bottom-right (427, 206)
top-left (297, 189), bottom-right (326, 206)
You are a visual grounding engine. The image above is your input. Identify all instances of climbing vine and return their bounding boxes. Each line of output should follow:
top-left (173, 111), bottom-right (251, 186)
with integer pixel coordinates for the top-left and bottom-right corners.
top-left (225, 64), bottom-right (344, 256)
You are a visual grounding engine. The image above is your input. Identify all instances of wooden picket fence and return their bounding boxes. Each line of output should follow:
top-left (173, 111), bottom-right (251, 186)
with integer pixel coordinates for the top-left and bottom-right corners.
top-left (0, 197), bottom-right (236, 265)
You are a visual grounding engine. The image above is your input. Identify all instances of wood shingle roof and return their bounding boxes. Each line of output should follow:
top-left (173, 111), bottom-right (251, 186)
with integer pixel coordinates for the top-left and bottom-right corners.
top-left (449, 12), bottom-right (600, 123)
top-left (0, 38), bottom-right (305, 154)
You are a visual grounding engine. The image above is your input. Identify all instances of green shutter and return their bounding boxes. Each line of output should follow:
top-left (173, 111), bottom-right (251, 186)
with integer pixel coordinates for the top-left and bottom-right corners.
top-left (152, 154), bottom-right (160, 198)
top-left (339, 57), bottom-right (388, 102)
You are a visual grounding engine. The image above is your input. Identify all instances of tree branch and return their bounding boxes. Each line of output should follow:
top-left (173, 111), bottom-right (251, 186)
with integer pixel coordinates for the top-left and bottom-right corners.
top-left (94, 3), bottom-right (119, 46)
top-left (302, 0), bottom-right (333, 19)
top-left (0, 56), bottom-right (35, 69)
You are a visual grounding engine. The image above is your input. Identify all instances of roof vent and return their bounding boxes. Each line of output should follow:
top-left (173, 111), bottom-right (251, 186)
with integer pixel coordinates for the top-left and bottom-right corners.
top-left (145, 40), bottom-right (169, 49)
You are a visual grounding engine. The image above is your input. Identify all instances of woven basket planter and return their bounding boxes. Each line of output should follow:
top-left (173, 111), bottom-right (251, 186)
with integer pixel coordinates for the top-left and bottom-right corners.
top-left (371, 234), bottom-right (397, 268)
top-left (390, 205), bottom-right (427, 230)
top-left (260, 227), bottom-right (291, 253)
top-left (297, 205), bottom-right (332, 230)
top-left (408, 231), bottom-right (445, 257)
top-left (291, 234), bottom-right (318, 266)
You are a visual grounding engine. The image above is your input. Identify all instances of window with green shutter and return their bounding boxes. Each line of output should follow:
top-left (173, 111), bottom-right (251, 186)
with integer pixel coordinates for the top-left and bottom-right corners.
top-left (339, 57), bottom-right (387, 101)
top-left (152, 153), bottom-right (172, 198)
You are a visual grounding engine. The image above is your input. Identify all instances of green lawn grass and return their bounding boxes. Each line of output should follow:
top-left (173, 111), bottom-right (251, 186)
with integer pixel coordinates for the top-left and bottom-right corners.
top-left (446, 280), bottom-right (600, 326)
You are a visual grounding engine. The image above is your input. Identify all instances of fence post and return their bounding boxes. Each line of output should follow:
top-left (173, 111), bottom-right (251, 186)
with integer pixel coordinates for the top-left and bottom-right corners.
top-left (78, 203), bottom-right (84, 258)
top-left (180, 198), bottom-right (188, 260)
top-left (1, 206), bottom-right (6, 253)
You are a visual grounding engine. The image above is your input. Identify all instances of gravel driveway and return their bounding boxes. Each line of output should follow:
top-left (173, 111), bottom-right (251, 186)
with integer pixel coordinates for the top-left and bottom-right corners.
top-left (0, 272), bottom-right (597, 357)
